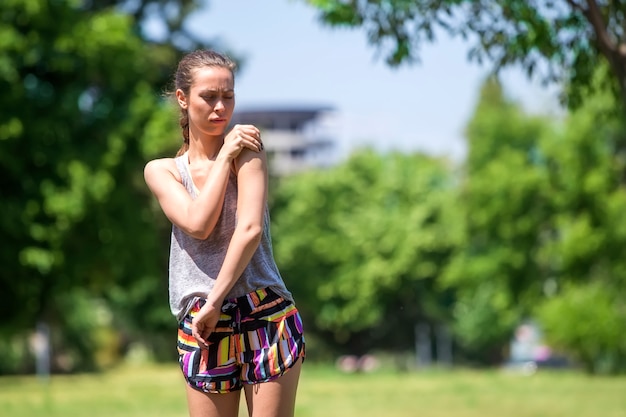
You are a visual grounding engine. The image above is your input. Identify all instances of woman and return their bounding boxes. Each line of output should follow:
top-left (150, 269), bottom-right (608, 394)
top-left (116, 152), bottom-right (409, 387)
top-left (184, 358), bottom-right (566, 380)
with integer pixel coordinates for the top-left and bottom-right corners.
top-left (144, 50), bottom-right (305, 417)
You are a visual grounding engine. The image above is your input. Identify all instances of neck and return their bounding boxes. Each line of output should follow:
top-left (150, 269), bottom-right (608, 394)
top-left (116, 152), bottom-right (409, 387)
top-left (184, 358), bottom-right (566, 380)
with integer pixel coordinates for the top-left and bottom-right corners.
top-left (187, 133), bottom-right (224, 163)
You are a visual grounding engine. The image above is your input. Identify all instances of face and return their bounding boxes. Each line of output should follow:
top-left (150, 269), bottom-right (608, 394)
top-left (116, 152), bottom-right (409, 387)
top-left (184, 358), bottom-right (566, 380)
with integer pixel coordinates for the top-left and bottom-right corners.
top-left (176, 66), bottom-right (235, 137)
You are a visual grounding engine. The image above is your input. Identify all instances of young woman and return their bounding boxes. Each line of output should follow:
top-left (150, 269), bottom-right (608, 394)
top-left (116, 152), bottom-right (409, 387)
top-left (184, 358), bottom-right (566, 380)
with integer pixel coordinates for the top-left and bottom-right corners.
top-left (144, 50), bottom-right (305, 417)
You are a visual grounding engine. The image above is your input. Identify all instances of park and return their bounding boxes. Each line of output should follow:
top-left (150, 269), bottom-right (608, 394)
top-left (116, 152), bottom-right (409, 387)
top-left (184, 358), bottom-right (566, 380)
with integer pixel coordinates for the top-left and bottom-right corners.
top-left (1, 1), bottom-right (625, 416)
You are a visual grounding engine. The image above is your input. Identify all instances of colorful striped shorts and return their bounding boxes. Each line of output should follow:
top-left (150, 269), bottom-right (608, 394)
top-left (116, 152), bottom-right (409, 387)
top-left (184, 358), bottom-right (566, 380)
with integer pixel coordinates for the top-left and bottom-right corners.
top-left (177, 287), bottom-right (305, 394)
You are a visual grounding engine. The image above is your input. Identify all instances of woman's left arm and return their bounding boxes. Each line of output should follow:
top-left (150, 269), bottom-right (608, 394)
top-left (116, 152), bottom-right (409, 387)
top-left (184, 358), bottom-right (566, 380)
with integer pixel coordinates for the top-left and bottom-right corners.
top-left (191, 148), bottom-right (268, 346)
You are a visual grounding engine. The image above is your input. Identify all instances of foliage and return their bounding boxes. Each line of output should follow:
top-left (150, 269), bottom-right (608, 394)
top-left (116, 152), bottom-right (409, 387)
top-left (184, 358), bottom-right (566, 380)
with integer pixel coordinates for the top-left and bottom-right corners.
top-left (0, 0), bottom-right (207, 372)
top-left (271, 149), bottom-right (462, 353)
top-left (306, 0), bottom-right (626, 368)
top-left (442, 78), bottom-right (555, 363)
top-left (444, 73), bottom-right (626, 369)
top-left (536, 283), bottom-right (626, 374)
top-left (3, 0), bottom-right (626, 375)
top-left (306, 0), bottom-right (626, 110)
top-left (540, 75), bottom-right (626, 287)
top-left (533, 77), bottom-right (626, 373)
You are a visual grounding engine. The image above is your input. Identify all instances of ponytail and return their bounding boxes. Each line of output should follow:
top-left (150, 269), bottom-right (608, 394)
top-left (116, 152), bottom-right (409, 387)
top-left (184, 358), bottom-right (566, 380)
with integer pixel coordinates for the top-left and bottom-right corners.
top-left (175, 109), bottom-right (190, 157)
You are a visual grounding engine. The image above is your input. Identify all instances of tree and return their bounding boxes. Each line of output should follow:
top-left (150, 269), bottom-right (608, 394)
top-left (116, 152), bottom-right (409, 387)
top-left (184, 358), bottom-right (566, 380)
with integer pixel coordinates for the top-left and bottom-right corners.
top-left (534, 75), bottom-right (626, 373)
top-left (444, 74), bottom-right (626, 370)
top-left (306, 0), bottom-right (626, 111)
top-left (443, 77), bottom-right (555, 364)
top-left (306, 0), bottom-right (626, 370)
top-left (0, 0), bottom-right (211, 372)
top-left (271, 149), bottom-right (462, 356)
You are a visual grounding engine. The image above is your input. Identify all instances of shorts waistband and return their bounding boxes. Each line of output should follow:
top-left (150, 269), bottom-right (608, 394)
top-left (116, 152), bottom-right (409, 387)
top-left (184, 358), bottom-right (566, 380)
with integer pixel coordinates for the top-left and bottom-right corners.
top-left (223, 287), bottom-right (280, 318)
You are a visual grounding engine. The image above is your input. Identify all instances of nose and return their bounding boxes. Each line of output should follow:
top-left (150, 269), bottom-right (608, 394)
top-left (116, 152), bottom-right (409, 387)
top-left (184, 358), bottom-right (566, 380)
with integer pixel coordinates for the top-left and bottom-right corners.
top-left (214, 99), bottom-right (225, 112)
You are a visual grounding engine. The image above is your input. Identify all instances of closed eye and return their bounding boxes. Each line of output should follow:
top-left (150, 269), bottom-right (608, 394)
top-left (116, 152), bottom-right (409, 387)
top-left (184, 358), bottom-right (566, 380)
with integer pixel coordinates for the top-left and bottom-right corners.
top-left (201, 93), bottom-right (234, 102)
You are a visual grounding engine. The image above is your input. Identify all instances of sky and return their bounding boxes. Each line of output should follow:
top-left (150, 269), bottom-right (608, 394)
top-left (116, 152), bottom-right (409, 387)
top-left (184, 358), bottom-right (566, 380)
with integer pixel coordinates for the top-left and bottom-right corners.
top-left (178, 0), bottom-right (562, 161)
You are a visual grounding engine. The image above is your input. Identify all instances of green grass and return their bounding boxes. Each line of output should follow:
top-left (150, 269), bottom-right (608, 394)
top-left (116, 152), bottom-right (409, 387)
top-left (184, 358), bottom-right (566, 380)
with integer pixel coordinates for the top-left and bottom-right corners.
top-left (1, 364), bottom-right (625, 417)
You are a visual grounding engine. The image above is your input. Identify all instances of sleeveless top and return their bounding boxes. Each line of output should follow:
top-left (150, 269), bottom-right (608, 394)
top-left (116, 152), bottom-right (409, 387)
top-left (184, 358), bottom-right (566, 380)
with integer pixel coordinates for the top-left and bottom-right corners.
top-left (168, 154), bottom-right (293, 322)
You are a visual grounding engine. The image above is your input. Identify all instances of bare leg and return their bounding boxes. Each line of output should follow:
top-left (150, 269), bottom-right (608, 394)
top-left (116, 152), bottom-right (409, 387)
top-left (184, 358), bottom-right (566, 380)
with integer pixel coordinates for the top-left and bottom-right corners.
top-left (186, 383), bottom-right (241, 417)
top-left (243, 359), bottom-right (303, 417)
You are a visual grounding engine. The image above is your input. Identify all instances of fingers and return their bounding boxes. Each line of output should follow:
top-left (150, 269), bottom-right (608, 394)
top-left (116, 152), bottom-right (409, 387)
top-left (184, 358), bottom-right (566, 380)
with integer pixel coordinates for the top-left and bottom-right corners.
top-left (230, 124), bottom-right (263, 152)
top-left (240, 127), bottom-right (263, 152)
top-left (191, 322), bottom-right (213, 349)
top-left (219, 125), bottom-right (264, 161)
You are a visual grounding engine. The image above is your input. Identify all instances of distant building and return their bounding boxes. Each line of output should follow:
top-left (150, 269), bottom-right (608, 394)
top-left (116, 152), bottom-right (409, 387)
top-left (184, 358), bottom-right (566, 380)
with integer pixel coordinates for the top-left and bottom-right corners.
top-left (230, 105), bottom-right (337, 176)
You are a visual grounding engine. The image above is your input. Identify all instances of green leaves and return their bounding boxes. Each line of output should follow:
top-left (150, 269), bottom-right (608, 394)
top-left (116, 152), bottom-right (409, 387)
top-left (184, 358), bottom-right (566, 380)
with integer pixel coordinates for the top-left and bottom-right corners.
top-left (446, 73), bottom-right (626, 368)
top-left (0, 0), bottom-right (203, 370)
top-left (305, 0), bottom-right (626, 110)
top-left (537, 283), bottom-right (626, 374)
top-left (272, 149), bottom-right (461, 348)
top-left (309, 0), bottom-right (363, 26)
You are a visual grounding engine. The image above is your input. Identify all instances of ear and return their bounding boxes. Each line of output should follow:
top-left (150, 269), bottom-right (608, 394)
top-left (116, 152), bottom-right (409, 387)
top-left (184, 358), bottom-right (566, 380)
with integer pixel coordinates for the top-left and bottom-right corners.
top-left (175, 89), bottom-right (188, 109)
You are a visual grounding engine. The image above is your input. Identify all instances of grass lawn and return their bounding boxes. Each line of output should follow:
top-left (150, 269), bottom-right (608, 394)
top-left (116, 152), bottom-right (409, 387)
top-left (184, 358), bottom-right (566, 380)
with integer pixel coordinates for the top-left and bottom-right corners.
top-left (1, 363), bottom-right (625, 417)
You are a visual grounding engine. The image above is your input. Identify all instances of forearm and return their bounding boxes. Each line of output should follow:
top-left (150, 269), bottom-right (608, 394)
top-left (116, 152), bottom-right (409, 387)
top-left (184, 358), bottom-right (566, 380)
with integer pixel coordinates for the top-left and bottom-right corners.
top-left (206, 224), bottom-right (262, 306)
top-left (206, 147), bottom-right (267, 305)
top-left (185, 156), bottom-right (232, 239)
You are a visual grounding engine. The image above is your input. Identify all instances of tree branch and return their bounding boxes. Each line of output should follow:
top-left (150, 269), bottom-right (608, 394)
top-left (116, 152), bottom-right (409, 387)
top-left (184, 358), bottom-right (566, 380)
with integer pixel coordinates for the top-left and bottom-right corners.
top-left (583, 0), bottom-right (618, 55)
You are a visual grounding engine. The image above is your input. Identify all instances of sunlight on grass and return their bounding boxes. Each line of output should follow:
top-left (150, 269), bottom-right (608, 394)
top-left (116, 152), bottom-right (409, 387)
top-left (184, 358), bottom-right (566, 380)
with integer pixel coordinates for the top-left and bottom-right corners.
top-left (1, 364), bottom-right (625, 417)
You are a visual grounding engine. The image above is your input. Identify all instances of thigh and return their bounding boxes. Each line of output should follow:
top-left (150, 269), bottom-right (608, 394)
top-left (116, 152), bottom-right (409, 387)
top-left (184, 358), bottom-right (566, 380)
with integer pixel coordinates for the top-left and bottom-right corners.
top-left (186, 383), bottom-right (241, 417)
top-left (243, 358), bottom-right (302, 417)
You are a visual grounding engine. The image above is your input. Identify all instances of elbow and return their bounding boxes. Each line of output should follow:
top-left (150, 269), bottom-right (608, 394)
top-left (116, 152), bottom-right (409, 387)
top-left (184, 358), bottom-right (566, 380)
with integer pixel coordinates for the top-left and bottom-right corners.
top-left (189, 229), bottom-right (211, 240)
top-left (184, 215), bottom-right (218, 240)
top-left (238, 222), bottom-right (263, 246)
top-left (186, 222), bottom-right (213, 240)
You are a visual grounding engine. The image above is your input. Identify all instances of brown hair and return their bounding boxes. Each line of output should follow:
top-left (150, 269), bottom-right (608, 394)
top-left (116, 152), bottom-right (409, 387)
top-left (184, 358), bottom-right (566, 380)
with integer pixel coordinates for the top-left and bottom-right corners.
top-left (171, 50), bottom-right (237, 157)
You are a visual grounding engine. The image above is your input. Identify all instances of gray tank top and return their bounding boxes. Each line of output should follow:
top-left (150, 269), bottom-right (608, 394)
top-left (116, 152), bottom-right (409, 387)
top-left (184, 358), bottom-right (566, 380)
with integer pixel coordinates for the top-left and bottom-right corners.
top-left (168, 154), bottom-right (293, 321)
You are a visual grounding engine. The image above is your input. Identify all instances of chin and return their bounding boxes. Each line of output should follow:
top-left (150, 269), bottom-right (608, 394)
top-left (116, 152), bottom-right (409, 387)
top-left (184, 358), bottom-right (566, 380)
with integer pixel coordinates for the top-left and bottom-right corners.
top-left (206, 126), bottom-right (226, 136)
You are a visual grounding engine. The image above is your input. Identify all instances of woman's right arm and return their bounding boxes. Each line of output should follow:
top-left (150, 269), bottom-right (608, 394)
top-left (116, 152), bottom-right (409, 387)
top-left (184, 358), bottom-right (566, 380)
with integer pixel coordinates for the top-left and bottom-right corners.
top-left (144, 125), bottom-right (262, 239)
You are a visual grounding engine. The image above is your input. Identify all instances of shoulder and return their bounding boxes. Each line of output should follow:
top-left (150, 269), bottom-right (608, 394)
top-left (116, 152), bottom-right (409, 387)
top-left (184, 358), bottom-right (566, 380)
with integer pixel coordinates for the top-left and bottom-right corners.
top-left (233, 149), bottom-right (266, 174)
top-left (144, 157), bottom-right (181, 185)
top-left (145, 157), bottom-right (177, 174)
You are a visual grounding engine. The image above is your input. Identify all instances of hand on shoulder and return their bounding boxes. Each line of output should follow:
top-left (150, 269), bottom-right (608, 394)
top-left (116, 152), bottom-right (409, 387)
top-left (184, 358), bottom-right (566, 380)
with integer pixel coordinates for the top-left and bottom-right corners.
top-left (222, 124), bottom-right (263, 161)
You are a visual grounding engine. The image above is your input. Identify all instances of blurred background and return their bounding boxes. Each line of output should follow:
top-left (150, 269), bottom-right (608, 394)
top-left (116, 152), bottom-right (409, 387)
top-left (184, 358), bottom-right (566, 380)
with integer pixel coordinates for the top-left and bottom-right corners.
top-left (1, 0), bottom-right (626, 415)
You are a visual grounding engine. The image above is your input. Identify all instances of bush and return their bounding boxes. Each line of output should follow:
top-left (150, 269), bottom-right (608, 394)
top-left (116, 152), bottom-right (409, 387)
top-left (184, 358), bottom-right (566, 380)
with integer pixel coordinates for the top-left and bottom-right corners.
top-left (536, 282), bottom-right (626, 374)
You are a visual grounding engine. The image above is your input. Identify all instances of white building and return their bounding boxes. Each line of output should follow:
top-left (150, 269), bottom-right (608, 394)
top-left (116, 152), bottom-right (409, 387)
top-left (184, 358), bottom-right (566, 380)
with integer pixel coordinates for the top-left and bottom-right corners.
top-left (231, 106), bottom-right (338, 176)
